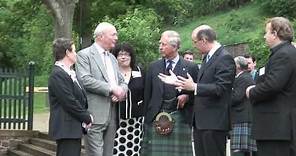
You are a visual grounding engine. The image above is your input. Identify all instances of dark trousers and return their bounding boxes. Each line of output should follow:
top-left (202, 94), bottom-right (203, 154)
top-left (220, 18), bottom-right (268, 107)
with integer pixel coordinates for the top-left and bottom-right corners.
top-left (256, 140), bottom-right (290, 156)
top-left (56, 138), bottom-right (81, 156)
top-left (193, 127), bottom-right (227, 156)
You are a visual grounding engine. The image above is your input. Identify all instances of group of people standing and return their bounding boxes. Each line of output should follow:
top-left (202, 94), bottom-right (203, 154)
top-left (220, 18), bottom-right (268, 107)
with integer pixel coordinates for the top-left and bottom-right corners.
top-left (48, 16), bottom-right (296, 156)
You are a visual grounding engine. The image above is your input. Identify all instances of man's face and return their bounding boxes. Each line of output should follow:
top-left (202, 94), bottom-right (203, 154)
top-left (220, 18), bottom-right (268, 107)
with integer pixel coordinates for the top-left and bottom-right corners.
top-left (184, 54), bottom-right (194, 62)
top-left (245, 57), bottom-right (256, 72)
top-left (159, 35), bottom-right (176, 59)
top-left (191, 32), bottom-right (207, 55)
top-left (264, 23), bottom-right (276, 48)
top-left (100, 26), bottom-right (118, 50)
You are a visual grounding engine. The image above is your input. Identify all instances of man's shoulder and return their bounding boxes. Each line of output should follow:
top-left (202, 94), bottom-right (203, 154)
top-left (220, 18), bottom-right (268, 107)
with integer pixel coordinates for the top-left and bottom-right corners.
top-left (78, 44), bottom-right (95, 55)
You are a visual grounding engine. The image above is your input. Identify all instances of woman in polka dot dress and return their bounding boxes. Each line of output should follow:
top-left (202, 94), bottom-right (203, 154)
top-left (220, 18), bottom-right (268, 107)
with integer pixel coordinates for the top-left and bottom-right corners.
top-left (111, 43), bottom-right (145, 156)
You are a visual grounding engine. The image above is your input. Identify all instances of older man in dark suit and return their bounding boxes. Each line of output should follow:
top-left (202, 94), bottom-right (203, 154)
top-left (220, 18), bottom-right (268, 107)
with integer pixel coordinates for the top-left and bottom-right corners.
top-left (246, 17), bottom-right (296, 156)
top-left (142, 30), bottom-right (199, 156)
top-left (161, 25), bottom-right (236, 156)
top-left (231, 56), bottom-right (257, 156)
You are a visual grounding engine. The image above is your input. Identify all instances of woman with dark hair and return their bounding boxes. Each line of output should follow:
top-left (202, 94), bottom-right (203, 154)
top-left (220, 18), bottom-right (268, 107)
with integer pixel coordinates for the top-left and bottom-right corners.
top-left (48, 38), bottom-right (93, 156)
top-left (111, 43), bottom-right (145, 156)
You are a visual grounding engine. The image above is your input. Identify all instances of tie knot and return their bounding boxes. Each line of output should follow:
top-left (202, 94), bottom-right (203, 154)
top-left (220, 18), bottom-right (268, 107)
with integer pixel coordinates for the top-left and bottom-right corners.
top-left (167, 59), bottom-right (173, 64)
top-left (206, 54), bottom-right (211, 62)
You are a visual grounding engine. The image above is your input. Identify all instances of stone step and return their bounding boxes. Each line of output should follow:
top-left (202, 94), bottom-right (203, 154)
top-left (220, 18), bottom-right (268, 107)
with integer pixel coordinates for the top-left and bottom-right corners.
top-left (7, 149), bottom-right (33, 156)
top-left (18, 144), bottom-right (55, 156)
top-left (29, 138), bottom-right (56, 151)
top-left (37, 132), bottom-right (52, 141)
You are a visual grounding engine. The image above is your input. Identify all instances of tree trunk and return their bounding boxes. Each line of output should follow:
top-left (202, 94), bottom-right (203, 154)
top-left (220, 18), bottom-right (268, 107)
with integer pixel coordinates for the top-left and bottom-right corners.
top-left (42, 0), bottom-right (78, 39)
top-left (77, 0), bottom-right (92, 49)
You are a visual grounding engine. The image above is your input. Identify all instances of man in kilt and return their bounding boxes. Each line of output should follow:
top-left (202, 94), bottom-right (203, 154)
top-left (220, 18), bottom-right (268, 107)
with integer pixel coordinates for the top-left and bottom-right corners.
top-left (160, 25), bottom-right (236, 156)
top-left (231, 56), bottom-right (257, 156)
top-left (141, 30), bottom-right (199, 156)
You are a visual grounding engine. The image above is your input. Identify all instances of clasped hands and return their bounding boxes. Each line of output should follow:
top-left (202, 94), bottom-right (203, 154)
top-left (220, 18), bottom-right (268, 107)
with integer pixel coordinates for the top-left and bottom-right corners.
top-left (158, 70), bottom-right (196, 91)
top-left (82, 114), bottom-right (94, 130)
top-left (111, 85), bottom-right (126, 102)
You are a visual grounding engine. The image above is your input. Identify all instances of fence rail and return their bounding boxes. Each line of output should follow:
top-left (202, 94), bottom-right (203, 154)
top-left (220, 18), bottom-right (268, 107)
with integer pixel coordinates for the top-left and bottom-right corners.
top-left (0, 62), bottom-right (35, 130)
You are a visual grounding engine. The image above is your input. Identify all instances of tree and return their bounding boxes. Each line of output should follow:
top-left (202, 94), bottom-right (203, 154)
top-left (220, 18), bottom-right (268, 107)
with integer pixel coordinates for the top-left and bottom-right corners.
top-left (41, 0), bottom-right (78, 39)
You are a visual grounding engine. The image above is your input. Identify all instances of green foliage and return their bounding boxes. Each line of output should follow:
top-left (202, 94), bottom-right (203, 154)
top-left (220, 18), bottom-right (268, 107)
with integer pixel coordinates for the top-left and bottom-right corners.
top-left (247, 35), bottom-right (270, 68)
top-left (146, 0), bottom-right (194, 25)
top-left (192, 0), bottom-right (231, 15)
top-left (224, 11), bottom-right (259, 32)
top-left (102, 8), bottom-right (162, 68)
top-left (0, 0), bottom-right (53, 75)
top-left (256, 0), bottom-right (296, 18)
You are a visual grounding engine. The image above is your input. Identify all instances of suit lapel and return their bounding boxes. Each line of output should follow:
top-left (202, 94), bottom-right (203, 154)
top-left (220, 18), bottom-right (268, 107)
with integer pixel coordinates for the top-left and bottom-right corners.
top-left (90, 44), bottom-right (109, 81)
top-left (198, 46), bottom-right (224, 81)
top-left (157, 59), bottom-right (166, 94)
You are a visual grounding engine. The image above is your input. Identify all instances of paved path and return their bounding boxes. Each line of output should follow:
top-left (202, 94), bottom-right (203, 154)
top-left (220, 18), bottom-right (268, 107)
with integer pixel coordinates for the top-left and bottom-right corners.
top-left (33, 112), bottom-right (49, 132)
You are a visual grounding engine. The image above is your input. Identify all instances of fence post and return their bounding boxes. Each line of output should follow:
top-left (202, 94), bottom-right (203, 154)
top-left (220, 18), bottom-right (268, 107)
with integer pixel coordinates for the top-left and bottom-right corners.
top-left (27, 61), bottom-right (35, 130)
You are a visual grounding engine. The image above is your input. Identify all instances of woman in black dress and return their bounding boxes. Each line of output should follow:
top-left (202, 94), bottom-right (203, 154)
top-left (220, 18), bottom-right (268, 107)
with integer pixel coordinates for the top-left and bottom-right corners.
top-left (112, 43), bottom-right (145, 156)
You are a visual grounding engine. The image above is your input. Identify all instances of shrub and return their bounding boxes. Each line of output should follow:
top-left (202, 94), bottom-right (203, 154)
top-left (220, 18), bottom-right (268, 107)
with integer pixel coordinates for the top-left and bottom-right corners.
top-left (101, 8), bottom-right (162, 68)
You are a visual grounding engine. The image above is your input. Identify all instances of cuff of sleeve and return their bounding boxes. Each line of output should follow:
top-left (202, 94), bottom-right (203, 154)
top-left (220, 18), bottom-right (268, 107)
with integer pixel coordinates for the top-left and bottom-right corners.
top-left (194, 83), bottom-right (197, 95)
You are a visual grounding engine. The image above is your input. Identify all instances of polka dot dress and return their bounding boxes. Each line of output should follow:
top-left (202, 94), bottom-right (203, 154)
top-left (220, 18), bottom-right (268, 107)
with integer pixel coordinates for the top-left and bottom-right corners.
top-left (113, 117), bottom-right (144, 156)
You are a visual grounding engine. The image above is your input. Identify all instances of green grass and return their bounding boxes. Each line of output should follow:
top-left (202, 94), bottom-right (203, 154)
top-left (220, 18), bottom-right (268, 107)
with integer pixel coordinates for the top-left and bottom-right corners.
top-left (174, 2), bottom-right (267, 56)
top-left (33, 92), bottom-right (49, 113)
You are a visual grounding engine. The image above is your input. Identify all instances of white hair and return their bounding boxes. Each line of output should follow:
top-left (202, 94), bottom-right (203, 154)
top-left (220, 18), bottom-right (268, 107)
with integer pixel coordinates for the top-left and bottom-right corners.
top-left (162, 30), bottom-right (181, 49)
top-left (93, 22), bottom-right (115, 39)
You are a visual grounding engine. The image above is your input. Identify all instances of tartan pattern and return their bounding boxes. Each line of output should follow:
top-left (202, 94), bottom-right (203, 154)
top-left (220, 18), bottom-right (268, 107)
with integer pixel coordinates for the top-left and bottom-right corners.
top-left (141, 111), bottom-right (193, 156)
top-left (230, 122), bottom-right (257, 152)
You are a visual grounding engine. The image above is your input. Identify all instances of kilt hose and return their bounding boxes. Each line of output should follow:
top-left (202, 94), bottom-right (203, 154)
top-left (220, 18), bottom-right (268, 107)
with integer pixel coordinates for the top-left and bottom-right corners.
top-left (230, 122), bottom-right (257, 152)
top-left (141, 111), bottom-right (193, 156)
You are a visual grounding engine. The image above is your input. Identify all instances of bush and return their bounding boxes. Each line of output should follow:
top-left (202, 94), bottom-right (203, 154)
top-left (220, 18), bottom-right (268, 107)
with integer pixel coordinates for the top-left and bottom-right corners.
top-left (247, 35), bottom-right (269, 68)
top-left (101, 8), bottom-right (162, 68)
top-left (256, 0), bottom-right (296, 18)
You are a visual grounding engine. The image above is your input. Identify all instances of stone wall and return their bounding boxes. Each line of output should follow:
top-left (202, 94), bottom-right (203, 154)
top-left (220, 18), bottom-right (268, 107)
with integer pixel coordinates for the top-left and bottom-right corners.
top-left (224, 42), bottom-right (250, 57)
top-left (0, 130), bottom-right (39, 155)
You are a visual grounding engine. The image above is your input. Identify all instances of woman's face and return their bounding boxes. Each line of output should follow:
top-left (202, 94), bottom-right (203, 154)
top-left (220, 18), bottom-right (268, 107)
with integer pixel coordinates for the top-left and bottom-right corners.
top-left (117, 50), bottom-right (131, 68)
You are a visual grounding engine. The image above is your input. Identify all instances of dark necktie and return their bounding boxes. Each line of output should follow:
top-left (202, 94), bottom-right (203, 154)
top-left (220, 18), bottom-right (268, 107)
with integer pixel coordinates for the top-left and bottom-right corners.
top-left (166, 60), bottom-right (173, 74)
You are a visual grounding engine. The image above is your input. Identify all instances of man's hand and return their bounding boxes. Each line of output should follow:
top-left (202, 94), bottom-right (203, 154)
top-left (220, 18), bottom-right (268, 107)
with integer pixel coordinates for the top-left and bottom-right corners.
top-left (246, 85), bottom-right (255, 98)
top-left (158, 70), bottom-right (178, 86)
top-left (177, 94), bottom-right (189, 109)
top-left (176, 73), bottom-right (196, 91)
top-left (111, 85), bottom-right (126, 101)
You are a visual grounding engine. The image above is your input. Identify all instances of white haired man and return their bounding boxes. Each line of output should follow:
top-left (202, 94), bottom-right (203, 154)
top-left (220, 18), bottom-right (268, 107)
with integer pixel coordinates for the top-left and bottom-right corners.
top-left (76, 22), bottom-right (128, 156)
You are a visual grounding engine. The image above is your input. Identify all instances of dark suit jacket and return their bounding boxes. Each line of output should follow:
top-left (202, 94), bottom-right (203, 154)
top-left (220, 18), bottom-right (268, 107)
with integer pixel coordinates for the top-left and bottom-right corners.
top-left (194, 46), bottom-right (236, 130)
top-left (48, 65), bottom-right (92, 140)
top-left (249, 41), bottom-right (296, 140)
top-left (144, 57), bottom-right (199, 124)
top-left (231, 71), bottom-right (255, 123)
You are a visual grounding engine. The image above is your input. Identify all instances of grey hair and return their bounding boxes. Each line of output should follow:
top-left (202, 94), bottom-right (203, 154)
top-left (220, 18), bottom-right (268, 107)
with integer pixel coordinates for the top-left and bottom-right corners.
top-left (234, 56), bottom-right (248, 70)
top-left (93, 22), bottom-right (115, 39)
top-left (162, 30), bottom-right (181, 49)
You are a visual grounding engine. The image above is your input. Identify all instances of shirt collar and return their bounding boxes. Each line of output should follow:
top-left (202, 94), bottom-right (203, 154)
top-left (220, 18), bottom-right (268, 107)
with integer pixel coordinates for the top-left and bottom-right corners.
top-left (207, 41), bottom-right (221, 58)
top-left (166, 54), bottom-right (179, 64)
top-left (94, 43), bottom-right (106, 55)
top-left (55, 61), bottom-right (77, 82)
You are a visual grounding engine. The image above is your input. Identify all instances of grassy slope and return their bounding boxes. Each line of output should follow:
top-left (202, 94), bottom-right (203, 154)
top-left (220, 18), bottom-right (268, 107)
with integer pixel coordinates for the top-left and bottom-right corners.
top-left (174, 2), bottom-right (267, 54)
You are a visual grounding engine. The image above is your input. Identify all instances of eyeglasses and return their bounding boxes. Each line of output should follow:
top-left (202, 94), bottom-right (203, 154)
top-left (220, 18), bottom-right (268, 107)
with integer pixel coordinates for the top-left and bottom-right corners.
top-left (118, 53), bottom-right (130, 57)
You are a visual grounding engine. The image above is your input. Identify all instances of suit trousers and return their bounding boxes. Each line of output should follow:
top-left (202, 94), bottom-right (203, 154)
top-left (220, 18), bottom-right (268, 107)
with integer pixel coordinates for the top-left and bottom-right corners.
top-left (194, 128), bottom-right (228, 156)
top-left (256, 140), bottom-right (290, 156)
top-left (85, 104), bottom-right (117, 156)
top-left (56, 138), bottom-right (81, 156)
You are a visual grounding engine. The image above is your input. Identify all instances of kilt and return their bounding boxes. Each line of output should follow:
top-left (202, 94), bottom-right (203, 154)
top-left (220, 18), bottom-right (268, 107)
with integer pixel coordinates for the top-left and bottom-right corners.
top-left (230, 122), bottom-right (257, 152)
top-left (141, 111), bottom-right (193, 156)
